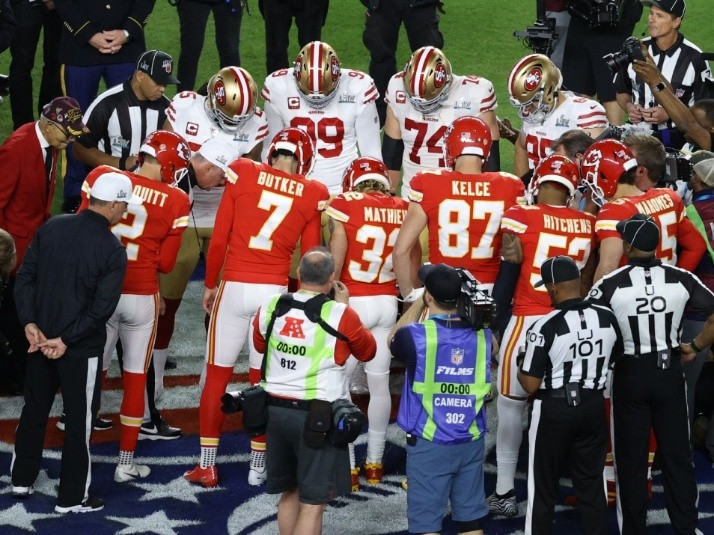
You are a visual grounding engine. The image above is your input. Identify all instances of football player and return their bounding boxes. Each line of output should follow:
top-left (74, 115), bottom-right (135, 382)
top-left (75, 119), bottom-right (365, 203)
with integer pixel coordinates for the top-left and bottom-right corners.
top-left (383, 46), bottom-right (500, 199)
top-left (154, 67), bottom-right (268, 406)
top-left (392, 116), bottom-right (524, 296)
top-left (184, 128), bottom-right (330, 488)
top-left (488, 155), bottom-right (596, 516)
top-left (261, 41), bottom-right (382, 196)
top-left (326, 157), bottom-right (409, 488)
top-left (78, 131), bottom-right (191, 482)
top-left (581, 139), bottom-right (705, 282)
top-left (508, 54), bottom-right (608, 178)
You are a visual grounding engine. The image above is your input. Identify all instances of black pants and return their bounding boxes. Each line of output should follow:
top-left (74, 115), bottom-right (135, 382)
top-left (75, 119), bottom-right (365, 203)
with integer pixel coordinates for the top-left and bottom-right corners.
top-left (0, 276), bottom-right (30, 392)
top-left (12, 352), bottom-right (101, 507)
top-left (612, 356), bottom-right (699, 534)
top-left (526, 391), bottom-right (608, 535)
top-left (260, 0), bottom-right (328, 75)
top-left (176, 0), bottom-right (243, 93)
top-left (8, 0), bottom-right (62, 129)
top-left (362, 0), bottom-right (443, 126)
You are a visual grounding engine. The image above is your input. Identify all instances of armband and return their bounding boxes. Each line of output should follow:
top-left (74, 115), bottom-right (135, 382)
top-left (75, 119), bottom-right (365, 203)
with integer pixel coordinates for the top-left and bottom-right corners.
top-left (382, 134), bottom-right (404, 171)
top-left (690, 338), bottom-right (704, 353)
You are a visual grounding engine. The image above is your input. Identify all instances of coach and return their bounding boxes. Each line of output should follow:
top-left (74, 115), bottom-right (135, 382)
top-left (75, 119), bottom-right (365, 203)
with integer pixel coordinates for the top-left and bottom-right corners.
top-left (519, 256), bottom-right (622, 535)
top-left (588, 213), bottom-right (714, 534)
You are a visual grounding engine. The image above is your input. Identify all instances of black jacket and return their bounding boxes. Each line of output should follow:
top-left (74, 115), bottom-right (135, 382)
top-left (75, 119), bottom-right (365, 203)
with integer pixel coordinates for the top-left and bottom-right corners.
top-left (15, 210), bottom-right (127, 358)
top-left (54, 0), bottom-right (155, 65)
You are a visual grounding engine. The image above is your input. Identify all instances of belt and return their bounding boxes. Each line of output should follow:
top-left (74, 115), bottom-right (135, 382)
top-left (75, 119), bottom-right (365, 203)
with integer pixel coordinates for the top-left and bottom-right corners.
top-left (624, 348), bottom-right (681, 360)
top-left (268, 395), bottom-right (312, 411)
top-left (534, 388), bottom-right (604, 400)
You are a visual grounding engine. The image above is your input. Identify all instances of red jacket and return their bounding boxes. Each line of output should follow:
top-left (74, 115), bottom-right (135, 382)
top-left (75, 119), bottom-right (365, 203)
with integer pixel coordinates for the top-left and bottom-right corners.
top-left (0, 122), bottom-right (57, 271)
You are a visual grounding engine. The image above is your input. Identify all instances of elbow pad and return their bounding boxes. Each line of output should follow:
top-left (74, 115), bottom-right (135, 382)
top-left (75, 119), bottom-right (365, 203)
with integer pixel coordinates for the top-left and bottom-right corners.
top-left (382, 134), bottom-right (404, 171)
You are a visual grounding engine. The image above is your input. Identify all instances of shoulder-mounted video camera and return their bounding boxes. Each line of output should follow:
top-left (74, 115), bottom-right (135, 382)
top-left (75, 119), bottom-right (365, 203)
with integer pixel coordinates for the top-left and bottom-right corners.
top-left (513, 0), bottom-right (559, 56)
top-left (663, 149), bottom-right (693, 185)
top-left (567, 0), bottom-right (626, 29)
top-left (454, 268), bottom-right (495, 331)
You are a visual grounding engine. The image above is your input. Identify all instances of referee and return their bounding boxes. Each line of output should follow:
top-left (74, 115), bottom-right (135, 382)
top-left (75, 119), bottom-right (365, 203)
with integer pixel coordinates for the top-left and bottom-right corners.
top-left (615, 0), bottom-right (712, 149)
top-left (519, 256), bottom-right (623, 535)
top-left (588, 213), bottom-right (714, 534)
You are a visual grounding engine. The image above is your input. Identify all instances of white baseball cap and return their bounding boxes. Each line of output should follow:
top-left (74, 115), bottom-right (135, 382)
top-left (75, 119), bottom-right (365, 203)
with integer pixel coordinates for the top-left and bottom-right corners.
top-left (198, 137), bottom-right (240, 172)
top-left (90, 172), bottom-right (143, 205)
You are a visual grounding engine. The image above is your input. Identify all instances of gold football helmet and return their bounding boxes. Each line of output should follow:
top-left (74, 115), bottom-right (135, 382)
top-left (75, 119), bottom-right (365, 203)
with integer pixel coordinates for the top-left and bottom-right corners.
top-left (206, 66), bottom-right (258, 132)
top-left (293, 41), bottom-right (341, 109)
top-left (402, 46), bottom-right (453, 114)
top-left (507, 54), bottom-right (562, 125)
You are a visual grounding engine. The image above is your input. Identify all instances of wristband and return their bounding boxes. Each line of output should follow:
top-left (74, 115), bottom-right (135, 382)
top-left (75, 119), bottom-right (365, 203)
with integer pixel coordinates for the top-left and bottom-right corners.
top-left (690, 338), bottom-right (703, 353)
top-left (118, 156), bottom-right (128, 170)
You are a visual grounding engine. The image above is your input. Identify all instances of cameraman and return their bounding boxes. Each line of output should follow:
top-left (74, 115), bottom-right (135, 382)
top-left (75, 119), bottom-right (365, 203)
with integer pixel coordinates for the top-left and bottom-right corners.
top-left (561, 0), bottom-right (643, 125)
top-left (615, 0), bottom-right (711, 148)
top-left (253, 248), bottom-right (376, 535)
top-left (391, 263), bottom-right (493, 535)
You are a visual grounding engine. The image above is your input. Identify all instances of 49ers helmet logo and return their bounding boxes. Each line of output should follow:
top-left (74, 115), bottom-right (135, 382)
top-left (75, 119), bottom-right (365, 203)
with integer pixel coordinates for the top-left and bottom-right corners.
top-left (293, 57), bottom-right (303, 80)
top-left (213, 80), bottom-right (227, 106)
top-left (524, 67), bottom-right (542, 91)
top-left (433, 62), bottom-right (446, 88)
top-left (330, 56), bottom-right (340, 81)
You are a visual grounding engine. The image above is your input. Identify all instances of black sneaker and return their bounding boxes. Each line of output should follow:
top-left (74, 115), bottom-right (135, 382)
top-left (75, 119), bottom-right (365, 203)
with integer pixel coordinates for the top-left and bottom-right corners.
top-left (56, 414), bottom-right (113, 431)
top-left (55, 496), bottom-right (104, 514)
top-left (139, 417), bottom-right (182, 440)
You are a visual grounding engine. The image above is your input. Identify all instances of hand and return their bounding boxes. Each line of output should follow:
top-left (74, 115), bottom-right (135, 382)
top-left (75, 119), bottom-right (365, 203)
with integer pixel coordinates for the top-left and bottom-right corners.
top-left (88, 32), bottom-right (114, 54)
top-left (632, 59), bottom-right (662, 86)
top-left (24, 323), bottom-right (47, 352)
top-left (642, 106), bottom-right (669, 124)
top-left (625, 102), bottom-right (645, 124)
top-left (680, 342), bottom-right (697, 363)
top-left (159, 296), bottom-right (166, 316)
top-left (202, 287), bottom-right (218, 315)
top-left (40, 337), bottom-right (67, 359)
top-left (332, 281), bottom-right (349, 304)
top-left (497, 118), bottom-right (519, 144)
top-left (102, 29), bottom-right (128, 54)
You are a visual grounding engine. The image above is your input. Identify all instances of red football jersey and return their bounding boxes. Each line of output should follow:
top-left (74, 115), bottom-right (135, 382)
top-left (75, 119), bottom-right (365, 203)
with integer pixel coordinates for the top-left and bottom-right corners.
top-left (326, 191), bottom-right (409, 296)
top-left (595, 188), bottom-right (685, 266)
top-left (409, 170), bottom-right (525, 284)
top-left (501, 204), bottom-right (595, 316)
top-left (206, 158), bottom-right (330, 287)
top-left (80, 166), bottom-right (191, 294)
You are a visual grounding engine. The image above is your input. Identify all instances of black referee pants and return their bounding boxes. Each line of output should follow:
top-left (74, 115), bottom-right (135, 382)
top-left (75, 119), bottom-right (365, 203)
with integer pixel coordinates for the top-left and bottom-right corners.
top-left (11, 352), bottom-right (101, 507)
top-left (612, 356), bottom-right (699, 535)
top-left (526, 392), bottom-right (608, 535)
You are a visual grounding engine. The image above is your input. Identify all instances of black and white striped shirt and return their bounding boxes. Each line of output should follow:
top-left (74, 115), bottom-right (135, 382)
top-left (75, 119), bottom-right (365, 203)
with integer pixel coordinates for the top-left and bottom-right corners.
top-left (521, 299), bottom-right (622, 391)
top-left (588, 257), bottom-right (714, 356)
top-left (78, 80), bottom-right (170, 159)
top-left (615, 33), bottom-right (711, 130)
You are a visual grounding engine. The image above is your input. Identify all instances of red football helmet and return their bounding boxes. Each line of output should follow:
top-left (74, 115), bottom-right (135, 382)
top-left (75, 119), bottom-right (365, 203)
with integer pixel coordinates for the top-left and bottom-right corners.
top-left (527, 154), bottom-right (580, 204)
top-left (139, 130), bottom-right (192, 187)
top-left (342, 157), bottom-right (391, 192)
top-left (442, 116), bottom-right (493, 168)
top-left (581, 140), bottom-right (637, 205)
top-left (267, 127), bottom-right (315, 176)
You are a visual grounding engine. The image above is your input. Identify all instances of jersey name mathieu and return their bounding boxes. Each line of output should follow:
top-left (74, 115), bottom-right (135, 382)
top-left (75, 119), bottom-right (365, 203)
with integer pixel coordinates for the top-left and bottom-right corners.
top-left (326, 191), bottom-right (408, 297)
top-left (596, 187), bottom-right (686, 265)
top-left (522, 92), bottom-right (607, 169)
top-left (80, 165), bottom-right (190, 295)
top-left (409, 170), bottom-right (525, 285)
top-left (261, 68), bottom-right (380, 194)
top-left (166, 91), bottom-right (269, 227)
top-left (205, 158), bottom-right (330, 287)
top-left (501, 204), bottom-right (595, 316)
top-left (385, 73), bottom-right (497, 186)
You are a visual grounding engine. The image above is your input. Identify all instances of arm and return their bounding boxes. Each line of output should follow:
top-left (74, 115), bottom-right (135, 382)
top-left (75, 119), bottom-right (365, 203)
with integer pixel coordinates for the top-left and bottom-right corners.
top-left (681, 311), bottom-right (714, 362)
top-left (328, 218), bottom-right (348, 278)
top-left (518, 324), bottom-right (549, 395)
top-left (354, 103), bottom-right (382, 160)
top-left (252, 308), bottom-right (266, 354)
top-left (0, 0), bottom-right (16, 53)
top-left (122, 0), bottom-right (155, 40)
top-left (0, 145), bottom-right (20, 226)
top-left (514, 133), bottom-right (529, 179)
top-left (13, 236), bottom-right (40, 326)
top-left (261, 99), bottom-right (286, 162)
top-left (300, 211), bottom-right (322, 253)
top-left (338, 306), bottom-right (377, 363)
top-left (594, 236), bottom-right (623, 283)
top-left (616, 92), bottom-right (644, 124)
top-left (583, 126), bottom-right (607, 139)
top-left (53, 0), bottom-right (101, 46)
top-left (74, 143), bottom-right (137, 170)
top-left (383, 106), bottom-right (403, 193)
top-left (158, 233), bottom-right (183, 274)
top-left (392, 202), bottom-right (427, 297)
top-left (478, 110), bottom-right (501, 172)
top-left (579, 249), bottom-right (597, 295)
top-left (204, 187), bottom-right (234, 289)
top-left (676, 217), bottom-right (706, 272)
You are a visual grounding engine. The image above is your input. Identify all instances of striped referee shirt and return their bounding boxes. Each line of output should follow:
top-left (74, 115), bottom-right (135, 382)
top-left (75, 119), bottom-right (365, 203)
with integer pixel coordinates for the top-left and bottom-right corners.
top-left (588, 257), bottom-right (714, 356)
top-left (521, 299), bottom-right (622, 391)
top-left (615, 33), bottom-right (711, 130)
top-left (78, 80), bottom-right (170, 160)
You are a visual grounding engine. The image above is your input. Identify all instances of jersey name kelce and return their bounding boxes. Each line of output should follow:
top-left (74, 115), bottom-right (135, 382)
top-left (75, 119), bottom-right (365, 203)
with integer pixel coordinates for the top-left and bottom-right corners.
top-left (595, 188), bottom-right (685, 265)
top-left (385, 73), bottom-right (497, 188)
top-left (522, 92), bottom-right (607, 169)
top-left (409, 169), bottom-right (525, 285)
top-left (326, 191), bottom-right (409, 296)
top-left (166, 91), bottom-right (269, 228)
top-left (262, 68), bottom-right (381, 194)
top-left (501, 203), bottom-right (595, 316)
top-left (80, 165), bottom-right (190, 295)
top-left (206, 158), bottom-right (330, 287)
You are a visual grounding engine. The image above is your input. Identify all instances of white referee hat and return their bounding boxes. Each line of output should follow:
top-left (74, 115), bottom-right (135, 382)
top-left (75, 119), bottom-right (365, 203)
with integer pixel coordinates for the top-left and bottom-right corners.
top-left (692, 151), bottom-right (714, 187)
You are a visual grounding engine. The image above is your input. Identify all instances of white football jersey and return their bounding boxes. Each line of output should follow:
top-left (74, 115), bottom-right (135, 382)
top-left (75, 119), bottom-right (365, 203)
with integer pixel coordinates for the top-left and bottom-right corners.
top-left (261, 68), bottom-right (381, 194)
top-left (385, 73), bottom-right (498, 196)
top-left (521, 91), bottom-right (608, 170)
top-left (166, 91), bottom-right (269, 227)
